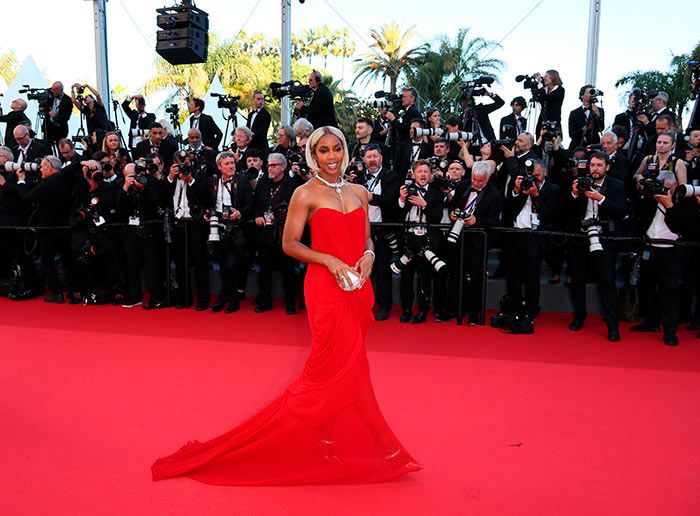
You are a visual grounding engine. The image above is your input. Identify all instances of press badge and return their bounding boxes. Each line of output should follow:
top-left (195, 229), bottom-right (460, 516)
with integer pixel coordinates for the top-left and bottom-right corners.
top-left (94, 216), bottom-right (106, 227)
top-left (128, 216), bottom-right (140, 226)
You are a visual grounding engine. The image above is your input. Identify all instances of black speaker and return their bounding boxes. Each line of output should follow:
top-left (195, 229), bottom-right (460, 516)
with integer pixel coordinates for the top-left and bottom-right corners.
top-left (155, 2), bottom-right (209, 65)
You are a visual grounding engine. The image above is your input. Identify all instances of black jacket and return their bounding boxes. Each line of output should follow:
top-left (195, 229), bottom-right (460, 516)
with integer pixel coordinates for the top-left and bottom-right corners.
top-left (0, 110), bottom-right (31, 148)
top-left (12, 139), bottom-right (50, 163)
top-left (134, 138), bottom-right (178, 171)
top-left (504, 179), bottom-right (561, 230)
top-left (568, 105), bottom-right (605, 148)
top-left (210, 172), bottom-right (255, 220)
top-left (499, 112), bottom-right (527, 140)
top-left (121, 100), bottom-right (156, 148)
top-left (297, 84), bottom-right (338, 129)
top-left (464, 94), bottom-right (505, 142)
top-left (167, 170), bottom-right (210, 221)
top-left (42, 93), bottom-right (73, 141)
top-left (189, 113), bottom-right (223, 150)
top-left (117, 177), bottom-right (170, 224)
top-left (535, 86), bottom-right (565, 132)
top-left (391, 104), bottom-right (422, 145)
top-left (453, 182), bottom-right (503, 228)
top-left (246, 107), bottom-right (271, 154)
top-left (16, 162), bottom-right (79, 228)
top-left (565, 175), bottom-right (628, 235)
top-left (399, 183), bottom-right (444, 225)
top-left (366, 166), bottom-right (401, 223)
top-left (393, 140), bottom-right (432, 179)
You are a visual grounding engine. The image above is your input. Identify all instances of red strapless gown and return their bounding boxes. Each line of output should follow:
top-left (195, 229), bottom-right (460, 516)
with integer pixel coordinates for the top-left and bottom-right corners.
top-left (151, 207), bottom-right (422, 485)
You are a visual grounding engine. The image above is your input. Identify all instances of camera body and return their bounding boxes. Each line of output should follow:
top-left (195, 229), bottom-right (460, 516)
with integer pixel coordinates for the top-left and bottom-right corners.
top-left (372, 91), bottom-right (403, 114)
top-left (405, 181), bottom-right (420, 198)
top-left (426, 156), bottom-right (449, 174)
top-left (515, 73), bottom-right (540, 91)
top-left (346, 158), bottom-right (367, 185)
top-left (76, 196), bottom-right (102, 224)
top-left (270, 81), bottom-right (313, 100)
top-left (134, 158), bottom-right (159, 184)
top-left (541, 120), bottom-right (561, 142)
top-left (287, 152), bottom-right (309, 177)
top-left (19, 85), bottom-right (50, 112)
top-left (630, 87), bottom-right (655, 116)
top-left (577, 174), bottom-right (598, 195)
top-left (639, 161), bottom-right (669, 199)
top-left (459, 76), bottom-right (495, 101)
top-left (211, 93), bottom-right (240, 112)
top-left (491, 138), bottom-right (515, 148)
top-left (587, 87), bottom-right (604, 103)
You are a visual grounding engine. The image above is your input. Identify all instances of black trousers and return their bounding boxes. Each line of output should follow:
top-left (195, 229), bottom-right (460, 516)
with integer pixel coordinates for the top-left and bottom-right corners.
top-left (638, 246), bottom-right (682, 333)
top-left (399, 257), bottom-right (432, 312)
top-left (122, 227), bottom-right (166, 302)
top-left (506, 233), bottom-right (549, 318)
top-left (435, 232), bottom-right (487, 318)
top-left (38, 229), bottom-right (73, 295)
top-left (256, 242), bottom-right (297, 308)
top-left (370, 228), bottom-right (393, 312)
top-left (567, 241), bottom-right (619, 328)
top-left (217, 233), bottom-right (248, 301)
top-left (173, 220), bottom-right (209, 306)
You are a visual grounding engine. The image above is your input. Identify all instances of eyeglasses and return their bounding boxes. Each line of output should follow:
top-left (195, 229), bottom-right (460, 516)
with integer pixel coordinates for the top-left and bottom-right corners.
top-left (268, 162), bottom-right (284, 167)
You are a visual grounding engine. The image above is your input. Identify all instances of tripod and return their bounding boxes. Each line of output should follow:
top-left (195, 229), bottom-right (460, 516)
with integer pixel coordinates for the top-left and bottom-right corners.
top-left (221, 107), bottom-right (240, 149)
top-left (110, 98), bottom-right (132, 160)
top-left (523, 91), bottom-right (541, 135)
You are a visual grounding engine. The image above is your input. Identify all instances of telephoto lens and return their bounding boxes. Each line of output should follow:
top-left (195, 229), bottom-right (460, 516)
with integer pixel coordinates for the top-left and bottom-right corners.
top-left (421, 248), bottom-right (447, 274)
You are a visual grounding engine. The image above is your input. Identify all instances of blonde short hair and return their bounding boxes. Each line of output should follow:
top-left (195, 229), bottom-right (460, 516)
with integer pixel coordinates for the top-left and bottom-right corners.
top-left (305, 126), bottom-right (349, 175)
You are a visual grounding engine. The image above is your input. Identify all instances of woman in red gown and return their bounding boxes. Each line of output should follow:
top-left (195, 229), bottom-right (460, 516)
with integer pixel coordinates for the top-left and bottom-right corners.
top-left (152, 126), bottom-right (422, 485)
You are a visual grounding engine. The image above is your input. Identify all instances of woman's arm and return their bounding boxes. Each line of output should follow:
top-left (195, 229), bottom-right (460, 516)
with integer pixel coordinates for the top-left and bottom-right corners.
top-left (85, 84), bottom-right (103, 106)
top-left (70, 84), bottom-right (82, 111)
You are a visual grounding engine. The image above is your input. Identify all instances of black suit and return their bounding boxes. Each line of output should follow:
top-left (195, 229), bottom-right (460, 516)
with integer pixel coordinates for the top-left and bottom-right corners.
top-left (121, 100), bottom-right (156, 148)
top-left (393, 140), bottom-right (432, 179)
top-left (297, 84), bottom-right (338, 129)
top-left (464, 94), bottom-right (505, 142)
top-left (189, 113), bottom-right (223, 150)
top-left (134, 138), bottom-right (178, 171)
top-left (12, 139), bottom-right (50, 164)
top-left (499, 112), bottom-right (527, 140)
top-left (644, 107), bottom-right (676, 138)
top-left (0, 110), bottom-right (31, 148)
top-left (535, 86), bottom-right (565, 135)
top-left (566, 175), bottom-right (628, 329)
top-left (391, 105), bottom-right (421, 146)
top-left (504, 179), bottom-right (561, 317)
top-left (42, 93), bottom-right (73, 147)
top-left (568, 105), bottom-right (605, 148)
top-left (246, 107), bottom-right (271, 154)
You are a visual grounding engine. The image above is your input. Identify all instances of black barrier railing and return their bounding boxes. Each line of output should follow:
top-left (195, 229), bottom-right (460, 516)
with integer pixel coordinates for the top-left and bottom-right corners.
top-left (3, 219), bottom-right (700, 325)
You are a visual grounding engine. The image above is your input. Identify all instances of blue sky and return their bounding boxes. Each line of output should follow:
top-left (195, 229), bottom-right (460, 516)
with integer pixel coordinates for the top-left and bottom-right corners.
top-left (2, 0), bottom-right (697, 129)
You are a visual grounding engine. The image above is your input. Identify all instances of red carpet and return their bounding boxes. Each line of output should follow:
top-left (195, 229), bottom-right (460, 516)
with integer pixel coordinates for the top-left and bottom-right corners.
top-left (2, 297), bottom-right (699, 515)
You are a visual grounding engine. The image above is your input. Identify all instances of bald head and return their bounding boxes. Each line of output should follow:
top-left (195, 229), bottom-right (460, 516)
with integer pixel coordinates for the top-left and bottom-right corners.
top-left (12, 98), bottom-right (27, 111)
top-left (13, 125), bottom-right (30, 147)
top-left (50, 82), bottom-right (64, 97)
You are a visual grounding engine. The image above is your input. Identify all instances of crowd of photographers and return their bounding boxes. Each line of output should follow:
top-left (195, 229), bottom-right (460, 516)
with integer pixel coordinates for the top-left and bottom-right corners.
top-left (1, 68), bottom-right (700, 346)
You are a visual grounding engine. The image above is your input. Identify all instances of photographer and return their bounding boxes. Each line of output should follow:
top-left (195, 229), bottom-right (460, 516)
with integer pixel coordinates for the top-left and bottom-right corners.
top-left (42, 81), bottom-right (73, 148)
top-left (386, 87), bottom-right (422, 147)
top-left (684, 128), bottom-right (700, 184)
top-left (230, 127), bottom-right (254, 172)
top-left (498, 132), bottom-right (538, 191)
top-left (373, 105), bottom-right (391, 144)
top-left (168, 149), bottom-right (211, 310)
top-left (504, 159), bottom-right (561, 320)
top-left (499, 96), bottom-right (528, 140)
top-left (637, 92), bottom-right (676, 139)
top-left (294, 70), bottom-right (338, 129)
top-left (568, 85), bottom-right (605, 149)
top-left (457, 139), bottom-right (498, 176)
top-left (293, 118), bottom-right (314, 154)
top-left (350, 117), bottom-right (387, 163)
top-left (0, 98), bottom-right (30, 148)
top-left (121, 95), bottom-right (156, 149)
top-left (270, 125), bottom-right (298, 159)
top-left (442, 161), bottom-right (502, 323)
top-left (117, 156), bottom-right (169, 309)
top-left (134, 122), bottom-right (177, 171)
top-left (12, 125), bottom-right (49, 165)
top-left (396, 160), bottom-right (444, 324)
top-left (642, 113), bottom-right (677, 159)
top-left (184, 128), bottom-right (217, 177)
top-left (631, 170), bottom-right (682, 346)
top-left (69, 156), bottom-right (122, 305)
top-left (393, 119), bottom-right (432, 179)
top-left (533, 70), bottom-right (565, 136)
top-left (600, 131), bottom-right (630, 183)
top-left (358, 143), bottom-right (400, 320)
top-left (460, 85), bottom-right (504, 142)
top-left (567, 152), bottom-right (628, 341)
top-left (246, 91), bottom-right (271, 155)
top-left (70, 83), bottom-right (112, 138)
top-left (188, 97), bottom-right (223, 151)
top-left (16, 156), bottom-right (78, 303)
top-left (253, 153), bottom-right (298, 314)
top-left (634, 131), bottom-right (688, 187)
top-left (209, 151), bottom-right (254, 313)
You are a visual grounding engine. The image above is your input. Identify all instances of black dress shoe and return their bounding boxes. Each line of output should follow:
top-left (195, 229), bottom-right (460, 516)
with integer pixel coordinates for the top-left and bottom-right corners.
top-left (44, 293), bottom-right (65, 304)
top-left (434, 312), bottom-right (453, 323)
top-left (608, 328), bottom-right (620, 342)
top-left (399, 310), bottom-right (412, 323)
top-left (411, 311), bottom-right (427, 324)
top-left (255, 304), bottom-right (272, 313)
top-left (211, 298), bottom-right (228, 313)
top-left (569, 317), bottom-right (585, 331)
top-left (663, 333), bottom-right (679, 346)
top-left (225, 300), bottom-right (240, 313)
top-left (142, 300), bottom-right (166, 310)
top-left (374, 310), bottom-right (390, 321)
top-left (195, 301), bottom-right (209, 311)
top-left (631, 322), bottom-right (661, 332)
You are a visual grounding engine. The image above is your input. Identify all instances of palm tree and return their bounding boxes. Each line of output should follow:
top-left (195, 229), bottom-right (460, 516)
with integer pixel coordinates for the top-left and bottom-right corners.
top-left (0, 49), bottom-right (19, 85)
top-left (352, 22), bottom-right (428, 94)
top-left (331, 28), bottom-right (356, 82)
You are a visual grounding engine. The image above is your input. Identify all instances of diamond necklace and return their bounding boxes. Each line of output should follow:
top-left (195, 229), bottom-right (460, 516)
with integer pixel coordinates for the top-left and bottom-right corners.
top-left (314, 173), bottom-right (345, 199)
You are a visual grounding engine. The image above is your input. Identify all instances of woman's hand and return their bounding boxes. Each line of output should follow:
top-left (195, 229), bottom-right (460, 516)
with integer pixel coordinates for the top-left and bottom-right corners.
top-left (354, 253), bottom-right (374, 287)
top-left (324, 255), bottom-right (356, 289)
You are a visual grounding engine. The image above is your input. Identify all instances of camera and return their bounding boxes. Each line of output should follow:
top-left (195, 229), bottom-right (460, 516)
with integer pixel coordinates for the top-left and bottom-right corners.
top-left (165, 104), bottom-right (179, 116)
top-left (390, 249), bottom-right (415, 275)
top-left (581, 217), bottom-right (603, 253)
top-left (75, 85), bottom-right (86, 103)
top-left (459, 76), bottom-right (495, 99)
top-left (490, 294), bottom-right (534, 334)
top-left (519, 159), bottom-right (537, 191)
top-left (372, 91), bottom-right (402, 114)
top-left (211, 93), bottom-right (240, 112)
top-left (577, 173), bottom-right (596, 195)
top-left (134, 158), bottom-right (158, 184)
top-left (405, 181), bottom-right (421, 198)
top-left (427, 156), bottom-right (449, 173)
top-left (587, 87), bottom-right (604, 103)
top-left (413, 127), bottom-right (443, 139)
top-left (346, 158), bottom-right (367, 185)
top-left (447, 208), bottom-right (468, 244)
top-left (630, 87), bottom-right (654, 116)
top-left (639, 162), bottom-right (668, 198)
top-left (76, 196), bottom-right (101, 223)
top-left (432, 172), bottom-right (458, 192)
top-left (515, 73), bottom-right (540, 90)
top-left (288, 152), bottom-right (309, 176)
top-left (541, 120), bottom-right (561, 142)
top-left (270, 81), bottom-right (313, 100)
top-left (445, 131), bottom-right (475, 142)
top-left (3, 160), bottom-right (41, 174)
top-left (19, 85), bottom-right (50, 111)
top-left (673, 183), bottom-right (700, 201)
top-left (491, 138), bottom-right (515, 148)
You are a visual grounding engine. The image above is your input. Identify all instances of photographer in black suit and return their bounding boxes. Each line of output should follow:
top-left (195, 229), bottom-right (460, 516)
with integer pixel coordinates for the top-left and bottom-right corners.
top-left (393, 119), bottom-right (432, 179)
top-left (121, 95), bottom-right (156, 150)
top-left (253, 153), bottom-right (299, 314)
top-left (567, 152), bottom-right (629, 341)
top-left (188, 98), bottom-right (223, 151)
top-left (504, 159), bottom-right (561, 319)
top-left (460, 87), bottom-right (504, 142)
top-left (600, 131), bottom-right (630, 183)
top-left (356, 143), bottom-right (400, 320)
top-left (294, 70), bottom-right (338, 129)
top-left (386, 87), bottom-right (422, 147)
top-left (209, 151), bottom-right (254, 314)
top-left (16, 156), bottom-right (78, 303)
top-left (134, 122), bottom-right (177, 171)
top-left (43, 81), bottom-right (73, 148)
top-left (499, 96), bottom-right (527, 140)
top-left (167, 150), bottom-right (211, 310)
top-left (0, 98), bottom-right (30, 148)
top-left (349, 117), bottom-right (388, 163)
top-left (396, 160), bottom-right (444, 324)
top-left (637, 91), bottom-right (676, 139)
top-left (534, 70), bottom-right (565, 136)
top-left (246, 91), bottom-right (271, 155)
top-left (12, 125), bottom-right (49, 164)
top-left (498, 132), bottom-right (538, 191)
top-left (70, 83), bottom-right (112, 138)
top-left (568, 85), bottom-right (605, 149)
